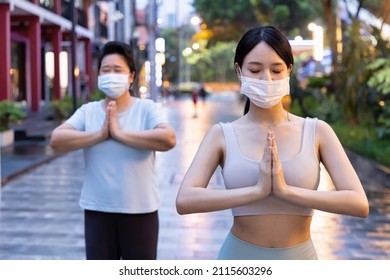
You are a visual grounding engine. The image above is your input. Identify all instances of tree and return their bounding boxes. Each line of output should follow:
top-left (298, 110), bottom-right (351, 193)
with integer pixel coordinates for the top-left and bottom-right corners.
top-left (193, 0), bottom-right (320, 44)
top-left (250, 0), bottom-right (320, 37)
top-left (193, 0), bottom-right (258, 44)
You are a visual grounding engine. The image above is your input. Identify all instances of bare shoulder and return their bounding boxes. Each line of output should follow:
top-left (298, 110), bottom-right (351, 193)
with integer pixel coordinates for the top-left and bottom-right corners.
top-left (315, 119), bottom-right (337, 139)
top-left (203, 123), bottom-right (225, 143)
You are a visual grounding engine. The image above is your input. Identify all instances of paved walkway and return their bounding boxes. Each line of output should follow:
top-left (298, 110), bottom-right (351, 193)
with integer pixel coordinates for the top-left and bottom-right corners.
top-left (1, 93), bottom-right (390, 260)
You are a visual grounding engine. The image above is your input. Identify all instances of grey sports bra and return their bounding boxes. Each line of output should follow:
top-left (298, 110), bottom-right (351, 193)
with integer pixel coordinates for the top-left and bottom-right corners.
top-left (220, 117), bottom-right (320, 216)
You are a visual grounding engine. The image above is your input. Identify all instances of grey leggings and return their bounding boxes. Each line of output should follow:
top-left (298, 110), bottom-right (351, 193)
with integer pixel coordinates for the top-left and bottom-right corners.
top-left (84, 210), bottom-right (158, 260)
top-left (218, 231), bottom-right (318, 260)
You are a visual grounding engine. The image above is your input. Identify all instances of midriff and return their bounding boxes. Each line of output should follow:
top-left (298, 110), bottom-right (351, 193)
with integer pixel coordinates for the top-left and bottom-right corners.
top-left (231, 215), bottom-right (312, 248)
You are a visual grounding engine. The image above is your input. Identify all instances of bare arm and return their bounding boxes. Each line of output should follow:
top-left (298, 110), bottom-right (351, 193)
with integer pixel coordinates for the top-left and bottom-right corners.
top-left (50, 122), bottom-right (109, 153)
top-left (175, 124), bottom-right (272, 215)
top-left (271, 121), bottom-right (369, 218)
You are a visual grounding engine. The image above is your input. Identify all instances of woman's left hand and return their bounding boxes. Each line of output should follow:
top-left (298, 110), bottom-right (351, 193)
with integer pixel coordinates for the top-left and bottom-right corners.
top-left (269, 132), bottom-right (288, 197)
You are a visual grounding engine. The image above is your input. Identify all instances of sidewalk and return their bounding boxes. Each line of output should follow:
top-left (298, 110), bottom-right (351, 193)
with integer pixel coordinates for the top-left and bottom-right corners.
top-left (1, 93), bottom-right (390, 260)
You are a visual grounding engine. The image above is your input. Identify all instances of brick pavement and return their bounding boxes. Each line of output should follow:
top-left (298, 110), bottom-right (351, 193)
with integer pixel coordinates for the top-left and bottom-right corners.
top-left (1, 93), bottom-right (390, 260)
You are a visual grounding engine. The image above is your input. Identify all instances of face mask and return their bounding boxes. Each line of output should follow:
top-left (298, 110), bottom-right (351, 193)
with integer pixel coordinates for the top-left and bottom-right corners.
top-left (240, 76), bottom-right (290, 109)
top-left (98, 73), bottom-right (130, 99)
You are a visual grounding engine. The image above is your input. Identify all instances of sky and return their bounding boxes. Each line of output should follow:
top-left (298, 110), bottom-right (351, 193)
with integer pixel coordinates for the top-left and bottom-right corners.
top-left (137, 0), bottom-right (195, 27)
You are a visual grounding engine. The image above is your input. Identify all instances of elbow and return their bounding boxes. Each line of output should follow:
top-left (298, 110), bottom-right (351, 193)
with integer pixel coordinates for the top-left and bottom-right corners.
top-left (175, 196), bottom-right (192, 215)
top-left (49, 135), bottom-right (60, 152)
top-left (49, 134), bottom-right (67, 153)
top-left (351, 199), bottom-right (369, 218)
top-left (358, 200), bottom-right (369, 218)
top-left (160, 130), bottom-right (176, 151)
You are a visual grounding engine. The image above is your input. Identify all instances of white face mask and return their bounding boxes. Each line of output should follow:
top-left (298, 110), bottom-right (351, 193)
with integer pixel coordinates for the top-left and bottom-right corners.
top-left (240, 75), bottom-right (290, 109)
top-left (98, 73), bottom-right (130, 99)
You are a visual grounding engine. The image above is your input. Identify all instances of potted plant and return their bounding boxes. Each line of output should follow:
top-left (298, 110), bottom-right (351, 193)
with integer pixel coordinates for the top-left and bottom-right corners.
top-left (49, 96), bottom-right (82, 121)
top-left (0, 100), bottom-right (27, 147)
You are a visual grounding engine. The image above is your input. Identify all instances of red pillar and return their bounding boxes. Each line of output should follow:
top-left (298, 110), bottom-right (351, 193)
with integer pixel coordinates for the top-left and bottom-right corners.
top-left (28, 16), bottom-right (41, 112)
top-left (0, 4), bottom-right (11, 101)
top-left (52, 26), bottom-right (62, 99)
top-left (54, 0), bottom-right (61, 15)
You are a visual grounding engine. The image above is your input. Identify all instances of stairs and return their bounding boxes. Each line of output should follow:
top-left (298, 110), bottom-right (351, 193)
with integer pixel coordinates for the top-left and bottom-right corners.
top-left (11, 112), bottom-right (61, 142)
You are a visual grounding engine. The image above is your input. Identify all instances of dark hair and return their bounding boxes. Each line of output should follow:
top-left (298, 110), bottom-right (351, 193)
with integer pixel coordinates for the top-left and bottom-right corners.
top-left (234, 26), bottom-right (294, 114)
top-left (98, 41), bottom-right (137, 96)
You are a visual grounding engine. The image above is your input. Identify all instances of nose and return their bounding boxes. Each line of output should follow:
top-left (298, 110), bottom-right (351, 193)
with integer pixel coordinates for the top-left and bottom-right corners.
top-left (260, 70), bottom-right (272, 81)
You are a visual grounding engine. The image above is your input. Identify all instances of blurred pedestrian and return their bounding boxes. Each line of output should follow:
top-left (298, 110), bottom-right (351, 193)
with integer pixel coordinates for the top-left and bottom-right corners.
top-left (50, 41), bottom-right (176, 260)
top-left (199, 83), bottom-right (208, 104)
top-left (176, 25), bottom-right (369, 260)
top-left (191, 86), bottom-right (199, 118)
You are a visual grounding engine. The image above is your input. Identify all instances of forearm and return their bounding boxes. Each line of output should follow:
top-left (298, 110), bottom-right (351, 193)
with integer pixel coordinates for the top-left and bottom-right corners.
top-left (176, 184), bottom-right (268, 215)
top-left (50, 129), bottom-right (106, 152)
top-left (281, 186), bottom-right (369, 218)
top-left (112, 127), bottom-right (176, 151)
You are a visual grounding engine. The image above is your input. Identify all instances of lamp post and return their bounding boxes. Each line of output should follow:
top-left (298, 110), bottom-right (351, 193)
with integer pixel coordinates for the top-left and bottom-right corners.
top-left (148, 0), bottom-right (157, 101)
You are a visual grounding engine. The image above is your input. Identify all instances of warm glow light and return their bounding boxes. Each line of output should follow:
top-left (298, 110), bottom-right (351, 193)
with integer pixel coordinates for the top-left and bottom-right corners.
top-left (139, 86), bottom-right (147, 93)
top-left (192, 43), bottom-right (200, 50)
top-left (45, 52), bottom-right (54, 79)
top-left (74, 66), bottom-right (80, 77)
top-left (155, 52), bottom-right (166, 65)
top-left (155, 38), bottom-right (165, 53)
top-left (313, 25), bottom-right (324, 61)
top-left (182, 47), bottom-right (193, 57)
top-left (294, 36), bottom-right (303, 41)
top-left (308, 22), bottom-right (317, 31)
top-left (190, 16), bottom-right (201, 26)
top-left (60, 51), bottom-right (68, 88)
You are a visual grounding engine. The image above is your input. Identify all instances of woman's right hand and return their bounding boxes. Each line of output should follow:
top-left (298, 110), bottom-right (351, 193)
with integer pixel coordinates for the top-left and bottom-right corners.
top-left (257, 131), bottom-right (273, 198)
top-left (101, 103), bottom-right (110, 140)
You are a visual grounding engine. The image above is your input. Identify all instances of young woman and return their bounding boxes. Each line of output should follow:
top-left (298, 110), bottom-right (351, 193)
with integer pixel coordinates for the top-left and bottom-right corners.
top-left (50, 41), bottom-right (176, 260)
top-left (176, 25), bottom-right (369, 260)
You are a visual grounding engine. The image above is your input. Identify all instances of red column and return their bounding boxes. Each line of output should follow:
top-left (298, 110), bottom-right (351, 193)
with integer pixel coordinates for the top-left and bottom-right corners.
top-left (0, 4), bottom-right (11, 101)
top-left (28, 16), bottom-right (41, 112)
top-left (54, 0), bottom-right (61, 15)
top-left (52, 26), bottom-right (62, 99)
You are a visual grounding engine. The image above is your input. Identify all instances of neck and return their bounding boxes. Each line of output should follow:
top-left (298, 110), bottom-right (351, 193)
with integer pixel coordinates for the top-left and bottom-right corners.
top-left (247, 107), bottom-right (290, 127)
top-left (105, 93), bottom-right (134, 112)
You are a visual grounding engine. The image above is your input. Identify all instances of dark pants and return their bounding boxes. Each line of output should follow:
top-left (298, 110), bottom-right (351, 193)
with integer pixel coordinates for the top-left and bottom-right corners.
top-left (84, 210), bottom-right (158, 260)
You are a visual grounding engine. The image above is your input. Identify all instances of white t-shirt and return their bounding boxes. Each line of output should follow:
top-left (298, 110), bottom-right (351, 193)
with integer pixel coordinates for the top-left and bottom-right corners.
top-left (66, 98), bottom-right (167, 214)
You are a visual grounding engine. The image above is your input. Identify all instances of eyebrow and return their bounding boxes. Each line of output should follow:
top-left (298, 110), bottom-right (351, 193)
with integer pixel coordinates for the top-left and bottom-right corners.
top-left (101, 65), bottom-right (125, 69)
top-left (248, 61), bottom-right (284, 66)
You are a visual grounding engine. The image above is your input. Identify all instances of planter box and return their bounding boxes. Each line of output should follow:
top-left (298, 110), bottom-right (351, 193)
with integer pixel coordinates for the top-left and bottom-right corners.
top-left (0, 129), bottom-right (15, 147)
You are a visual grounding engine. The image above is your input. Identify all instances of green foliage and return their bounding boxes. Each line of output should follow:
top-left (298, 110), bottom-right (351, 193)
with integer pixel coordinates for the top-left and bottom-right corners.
top-left (331, 122), bottom-right (390, 168)
top-left (49, 96), bottom-right (82, 120)
top-left (367, 58), bottom-right (390, 95)
top-left (337, 19), bottom-right (376, 125)
top-left (375, 104), bottom-right (390, 140)
top-left (250, 0), bottom-right (319, 37)
top-left (290, 97), bottom-right (390, 168)
top-left (185, 41), bottom-right (237, 82)
top-left (193, 0), bottom-right (257, 44)
top-left (0, 101), bottom-right (27, 131)
top-left (307, 75), bottom-right (331, 89)
top-left (89, 89), bottom-right (105, 101)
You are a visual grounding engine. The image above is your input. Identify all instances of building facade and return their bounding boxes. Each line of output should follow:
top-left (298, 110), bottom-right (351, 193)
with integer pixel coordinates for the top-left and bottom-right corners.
top-left (0, 0), bottom-right (138, 113)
